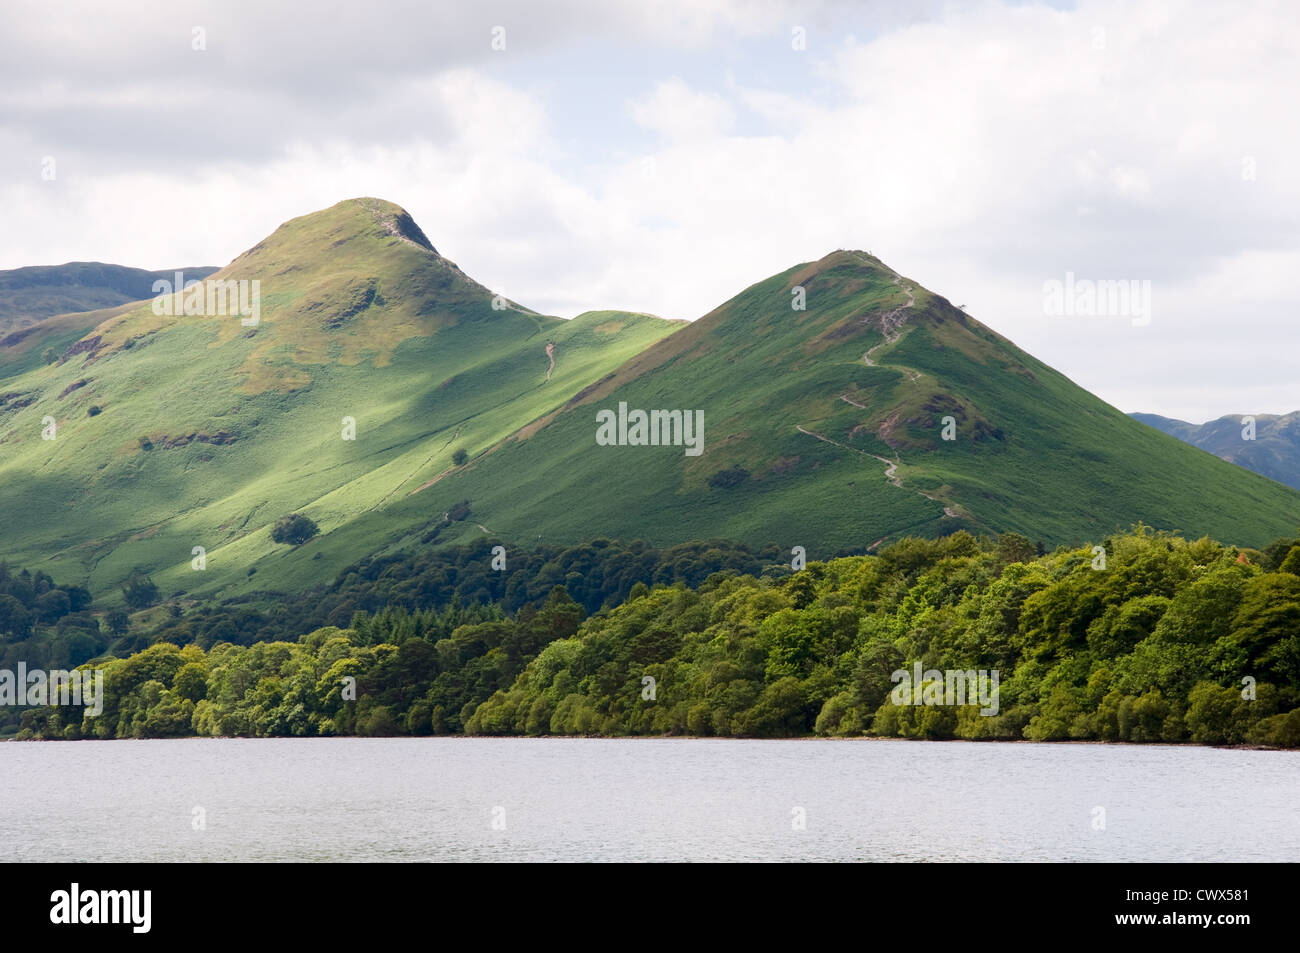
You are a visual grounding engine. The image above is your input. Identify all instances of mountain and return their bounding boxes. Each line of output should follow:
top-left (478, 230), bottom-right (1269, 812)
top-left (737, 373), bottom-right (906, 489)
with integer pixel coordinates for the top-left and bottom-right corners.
top-left (0, 262), bottom-right (219, 335)
top-left (1, 198), bottom-right (1297, 606)
top-left (379, 250), bottom-right (1300, 561)
top-left (1132, 412), bottom-right (1300, 490)
top-left (0, 198), bottom-right (679, 601)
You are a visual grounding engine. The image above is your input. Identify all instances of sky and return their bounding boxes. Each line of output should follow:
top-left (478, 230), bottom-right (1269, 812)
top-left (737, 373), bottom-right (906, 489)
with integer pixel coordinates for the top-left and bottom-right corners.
top-left (1, 0), bottom-right (1296, 422)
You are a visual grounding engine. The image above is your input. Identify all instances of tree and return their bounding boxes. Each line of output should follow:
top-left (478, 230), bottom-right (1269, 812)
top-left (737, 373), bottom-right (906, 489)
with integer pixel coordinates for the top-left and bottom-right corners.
top-left (34, 589), bottom-right (71, 623)
top-left (1220, 573), bottom-right (1300, 699)
top-left (1279, 545), bottom-right (1300, 576)
top-left (106, 609), bottom-right (131, 635)
top-left (995, 532), bottom-right (1037, 566)
top-left (172, 662), bottom-right (209, 702)
top-left (271, 513), bottom-right (320, 545)
top-left (87, 405), bottom-right (102, 417)
top-left (452, 448), bottom-right (469, 466)
top-left (0, 594), bottom-right (32, 638)
top-left (66, 586), bottom-right (93, 612)
top-left (121, 574), bottom-right (160, 610)
top-left (739, 677), bottom-right (813, 737)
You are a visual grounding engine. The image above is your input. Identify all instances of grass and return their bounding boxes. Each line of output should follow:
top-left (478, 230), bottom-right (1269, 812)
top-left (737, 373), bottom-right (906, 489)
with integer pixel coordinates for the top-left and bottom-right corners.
top-left (2, 207), bottom-right (1297, 607)
top-left (0, 199), bottom-right (678, 602)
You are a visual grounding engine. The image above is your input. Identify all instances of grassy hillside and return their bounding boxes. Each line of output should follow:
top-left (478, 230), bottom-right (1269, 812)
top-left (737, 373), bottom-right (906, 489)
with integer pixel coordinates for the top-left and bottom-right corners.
top-left (383, 251), bottom-right (1300, 558)
top-left (1133, 411), bottom-right (1300, 491)
top-left (0, 199), bottom-right (678, 603)
top-left (2, 201), bottom-right (1296, 607)
top-left (0, 262), bottom-right (218, 335)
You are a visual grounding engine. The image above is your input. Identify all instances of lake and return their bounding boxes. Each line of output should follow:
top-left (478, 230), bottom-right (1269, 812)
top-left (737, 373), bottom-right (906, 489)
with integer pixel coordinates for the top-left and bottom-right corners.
top-left (2, 737), bottom-right (1296, 862)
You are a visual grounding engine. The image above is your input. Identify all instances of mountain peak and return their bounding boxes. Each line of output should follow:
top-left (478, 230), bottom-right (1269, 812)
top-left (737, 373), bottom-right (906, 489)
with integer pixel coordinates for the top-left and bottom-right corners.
top-left (227, 197), bottom-right (439, 272)
top-left (350, 197), bottom-right (438, 254)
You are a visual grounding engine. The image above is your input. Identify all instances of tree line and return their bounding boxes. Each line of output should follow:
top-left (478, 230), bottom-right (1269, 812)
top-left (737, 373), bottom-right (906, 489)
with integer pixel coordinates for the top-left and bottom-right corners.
top-left (131, 537), bottom-right (783, 651)
top-left (10, 527), bottom-right (1300, 745)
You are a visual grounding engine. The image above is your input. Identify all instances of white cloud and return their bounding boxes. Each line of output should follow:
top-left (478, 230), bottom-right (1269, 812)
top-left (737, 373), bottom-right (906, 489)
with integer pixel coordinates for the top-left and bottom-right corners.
top-left (0, 0), bottom-right (1296, 420)
top-left (630, 79), bottom-right (736, 140)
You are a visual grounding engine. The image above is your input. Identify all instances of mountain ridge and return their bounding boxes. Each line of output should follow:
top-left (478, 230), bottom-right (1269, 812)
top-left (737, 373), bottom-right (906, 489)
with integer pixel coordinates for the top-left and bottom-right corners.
top-left (423, 241), bottom-right (1297, 564)
top-left (1132, 411), bottom-right (1300, 491)
top-left (1, 197), bottom-right (1297, 605)
top-left (0, 261), bottom-right (220, 337)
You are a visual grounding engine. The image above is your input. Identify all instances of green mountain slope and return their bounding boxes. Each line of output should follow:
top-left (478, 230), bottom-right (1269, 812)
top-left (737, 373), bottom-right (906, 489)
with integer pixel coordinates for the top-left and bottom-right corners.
top-left (2, 202), bottom-right (1297, 606)
top-left (0, 262), bottom-right (218, 335)
top-left (0, 199), bottom-right (679, 601)
top-left (1132, 411), bottom-right (1300, 491)
top-left (378, 251), bottom-right (1300, 558)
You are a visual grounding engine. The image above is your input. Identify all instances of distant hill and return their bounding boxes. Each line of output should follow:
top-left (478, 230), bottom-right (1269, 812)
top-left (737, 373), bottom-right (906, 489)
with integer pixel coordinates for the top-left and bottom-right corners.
top-left (0, 261), bottom-right (219, 335)
top-left (1131, 412), bottom-right (1300, 490)
top-left (1, 197), bottom-right (1297, 605)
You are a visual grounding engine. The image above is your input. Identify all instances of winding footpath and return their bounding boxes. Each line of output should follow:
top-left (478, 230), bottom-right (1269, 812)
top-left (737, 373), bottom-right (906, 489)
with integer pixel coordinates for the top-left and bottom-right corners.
top-left (860, 277), bottom-right (914, 366)
top-left (797, 257), bottom-right (958, 523)
top-left (795, 425), bottom-right (902, 488)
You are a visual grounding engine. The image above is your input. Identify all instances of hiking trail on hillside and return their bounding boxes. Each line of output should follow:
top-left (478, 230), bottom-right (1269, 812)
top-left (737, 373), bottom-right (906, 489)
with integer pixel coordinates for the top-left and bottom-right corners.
top-left (854, 255), bottom-right (921, 384)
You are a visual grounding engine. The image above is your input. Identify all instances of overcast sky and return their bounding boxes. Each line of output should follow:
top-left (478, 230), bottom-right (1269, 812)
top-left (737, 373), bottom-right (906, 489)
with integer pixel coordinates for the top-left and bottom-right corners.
top-left (1, 0), bottom-right (1296, 422)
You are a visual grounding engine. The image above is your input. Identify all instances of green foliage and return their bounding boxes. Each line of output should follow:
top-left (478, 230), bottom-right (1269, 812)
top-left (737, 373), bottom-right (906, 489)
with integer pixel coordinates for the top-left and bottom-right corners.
top-left (1278, 545), bottom-right (1300, 576)
top-left (1185, 681), bottom-right (1272, 744)
top-left (452, 448), bottom-right (468, 466)
top-left (0, 201), bottom-right (680, 604)
top-left (19, 591), bottom-right (585, 739)
top-left (4, 209), bottom-right (1296, 612)
top-left (271, 514), bottom-right (320, 546)
top-left (0, 563), bottom-right (109, 734)
top-left (121, 573), bottom-right (159, 610)
top-left (462, 527), bottom-right (1300, 746)
top-left (14, 528), bottom-right (1300, 745)
top-left (995, 532), bottom-right (1037, 566)
top-left (0, 593), bottom-right (33, 639)
top-left (139, 537), bottom-right (780, 648)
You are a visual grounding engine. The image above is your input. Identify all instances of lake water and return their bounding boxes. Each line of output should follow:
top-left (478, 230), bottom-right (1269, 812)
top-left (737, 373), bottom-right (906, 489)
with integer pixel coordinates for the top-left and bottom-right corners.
top-left (1, 737), bottom-right (1296, 862)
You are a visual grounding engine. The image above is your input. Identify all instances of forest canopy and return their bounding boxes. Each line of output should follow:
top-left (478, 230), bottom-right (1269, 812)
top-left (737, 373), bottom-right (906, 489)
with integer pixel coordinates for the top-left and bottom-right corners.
top-left (9, 527), bottom-right (1300, 746)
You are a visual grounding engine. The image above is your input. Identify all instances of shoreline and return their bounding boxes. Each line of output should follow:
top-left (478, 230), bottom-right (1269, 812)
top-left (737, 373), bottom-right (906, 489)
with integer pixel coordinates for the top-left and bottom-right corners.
top-left (1, 733), bottom-right (1290, 751)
